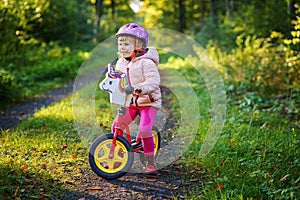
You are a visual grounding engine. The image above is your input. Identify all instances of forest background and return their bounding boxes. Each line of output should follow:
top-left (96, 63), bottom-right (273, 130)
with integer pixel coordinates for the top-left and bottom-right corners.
top-left (0, 0), bottom-right (299, 199)
top-left (1, 0), bottom-right (299, 102)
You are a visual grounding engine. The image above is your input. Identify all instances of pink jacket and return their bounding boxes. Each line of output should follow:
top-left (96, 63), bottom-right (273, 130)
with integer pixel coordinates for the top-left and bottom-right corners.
top-left (116, 47), bottom-right (162, 109)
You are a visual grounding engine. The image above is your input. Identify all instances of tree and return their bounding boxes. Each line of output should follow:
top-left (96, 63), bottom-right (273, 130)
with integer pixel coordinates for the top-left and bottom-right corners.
top-left (209, 0), bottom-right (218, 24)
top-left (178, 0), bottom-right (186, 32)
top-left (93, 0), bottom-right (103, 43)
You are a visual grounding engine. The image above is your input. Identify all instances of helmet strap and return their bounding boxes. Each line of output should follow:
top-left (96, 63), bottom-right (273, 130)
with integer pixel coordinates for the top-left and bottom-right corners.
top-left (125, 38), bottom-right (143, 61)
top-left (130, 51), bottom-right (137, 59)
top-left (135, 38), bottom-right (143, 51)
top-left (125, 51), bottom-right (136, 61)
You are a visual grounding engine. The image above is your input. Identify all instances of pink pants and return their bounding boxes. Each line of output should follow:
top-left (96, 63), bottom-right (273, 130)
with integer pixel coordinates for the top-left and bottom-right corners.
top-left (111, 105), bottom-right (157, 155)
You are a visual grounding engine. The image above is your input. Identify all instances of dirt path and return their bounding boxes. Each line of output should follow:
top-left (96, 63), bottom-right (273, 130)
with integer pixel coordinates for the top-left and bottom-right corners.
top-left (0, 81), bottom-right (74, 130)
top-left (52, 162), bottom-right (203, 200)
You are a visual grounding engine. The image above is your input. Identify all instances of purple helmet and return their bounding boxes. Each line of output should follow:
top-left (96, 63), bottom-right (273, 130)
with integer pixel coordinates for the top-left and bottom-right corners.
top-left (116, 23), bottom-right (148, 47)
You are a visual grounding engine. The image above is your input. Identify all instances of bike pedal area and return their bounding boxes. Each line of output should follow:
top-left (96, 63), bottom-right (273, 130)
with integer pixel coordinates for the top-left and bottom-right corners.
top-left (131, 138), bottom-right (144, 153)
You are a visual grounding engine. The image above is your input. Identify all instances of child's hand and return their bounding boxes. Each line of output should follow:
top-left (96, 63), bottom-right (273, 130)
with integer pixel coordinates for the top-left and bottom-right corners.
top-left (134, 87), bottom-right (142, 95)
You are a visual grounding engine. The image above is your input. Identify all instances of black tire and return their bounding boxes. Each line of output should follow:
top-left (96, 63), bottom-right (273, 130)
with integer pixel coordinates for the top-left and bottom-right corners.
top-left (88, 134), bottom-right (134, 180)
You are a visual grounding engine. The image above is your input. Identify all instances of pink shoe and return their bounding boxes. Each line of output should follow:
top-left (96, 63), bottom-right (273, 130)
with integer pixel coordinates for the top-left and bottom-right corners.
top-left (144, 155), bottom-right (157, 178)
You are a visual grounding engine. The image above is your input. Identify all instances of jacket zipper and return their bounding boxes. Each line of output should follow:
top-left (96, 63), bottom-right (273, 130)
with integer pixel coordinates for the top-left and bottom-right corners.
top-left (126, 67), bottom-right (131, 85)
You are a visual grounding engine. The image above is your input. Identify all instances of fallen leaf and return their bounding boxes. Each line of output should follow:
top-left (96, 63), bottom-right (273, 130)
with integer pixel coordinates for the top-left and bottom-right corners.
top-left (14, 186), bottom-right (19, 197)
top-left (147, 178), bottom-right (156, 182)
top-left (230, 139), bottom-right (238, 148)
top-left (161, 169), bottom-right (170, 173)
top-left (190, 179), bottom-right (198, 182)
top-left (262, 104), bottom-right (272, 109)
top-left (25, 185), bottom-right (35, 189)
top-left (87, 186), bottom-right (103, 190)
top-left (280, 174), bottom-right (289, 182)
top-left (24, 178), bottom-right (35, 183)
top-left (71, 153), bottom-right (77, 159)
top-left (21, 165), bottom-right (29, 171)
top-left (215, 182), bottom-right (224, 191)
top-left (75, 168), bottom-right (82, 173)
top-left (272, 164), bottom-right (279, 169)
top-left (41, 124), bottom-right (47, 130)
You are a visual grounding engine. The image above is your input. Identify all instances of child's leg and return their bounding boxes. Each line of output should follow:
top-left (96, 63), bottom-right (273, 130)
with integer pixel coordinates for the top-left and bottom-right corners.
top-left (111, 106), bottom-right (137, 133)
top-left (138, 106), bottom-right (157, 155)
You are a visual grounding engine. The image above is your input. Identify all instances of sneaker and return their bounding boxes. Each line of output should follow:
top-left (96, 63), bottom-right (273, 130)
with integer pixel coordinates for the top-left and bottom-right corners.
top-left (144, 154), bottom-right (157, 178)
top-left (146, 164), bottom-right (156, 173)
top-left (145, 164), bottom-right (157, 178)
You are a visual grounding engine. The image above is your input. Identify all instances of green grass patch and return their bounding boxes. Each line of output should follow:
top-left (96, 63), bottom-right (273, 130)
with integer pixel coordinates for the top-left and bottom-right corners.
top-left (0, 96), bottom-right (87, 199)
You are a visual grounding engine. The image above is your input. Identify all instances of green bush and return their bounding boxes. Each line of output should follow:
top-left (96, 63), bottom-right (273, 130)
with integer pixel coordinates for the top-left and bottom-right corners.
top-left (0, 0), bottom-right (92, 55)
top-left (207, 29), bottom-right (299, 96)
top-left (0, 68), bottom-right (20, 101)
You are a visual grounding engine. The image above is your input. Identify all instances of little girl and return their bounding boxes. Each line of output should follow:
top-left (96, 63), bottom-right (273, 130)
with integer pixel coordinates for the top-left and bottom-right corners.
top-left (112, 23), bottom-right (161, 175)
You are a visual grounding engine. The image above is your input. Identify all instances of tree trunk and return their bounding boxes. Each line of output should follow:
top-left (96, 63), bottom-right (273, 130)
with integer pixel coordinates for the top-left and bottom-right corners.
top-left (287, 0), bottom-right (296, 20)
top-left (226, 0), bottom-right (231, 21)
top-left (178, 0), bottom-right (186, 32)
top-left (209, 0), bottom-right (218, 24)
top-left (93, 0), bottom-right (103, 43)
top-left (200, 0), bottom-right (205, 22)
top-left (111, 0), bottom-right (115, 20)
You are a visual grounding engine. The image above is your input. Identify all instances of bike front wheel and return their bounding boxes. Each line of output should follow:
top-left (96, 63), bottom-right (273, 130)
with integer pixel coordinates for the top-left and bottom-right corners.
top-left (88, 134), bottom-right (134, 180)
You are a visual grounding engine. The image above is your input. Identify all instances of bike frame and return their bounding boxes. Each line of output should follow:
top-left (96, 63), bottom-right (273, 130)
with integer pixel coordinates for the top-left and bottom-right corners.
top-left (108, 107), bottom-right (143, 159)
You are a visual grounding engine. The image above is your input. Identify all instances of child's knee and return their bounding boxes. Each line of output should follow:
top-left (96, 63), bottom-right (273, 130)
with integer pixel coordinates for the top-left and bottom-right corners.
top-left (139, 126), bottom-right (153, 138)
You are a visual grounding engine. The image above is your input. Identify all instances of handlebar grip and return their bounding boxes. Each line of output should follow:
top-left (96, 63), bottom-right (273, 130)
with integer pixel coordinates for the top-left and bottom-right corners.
top-left (125, 86), bottom-right (134, 94)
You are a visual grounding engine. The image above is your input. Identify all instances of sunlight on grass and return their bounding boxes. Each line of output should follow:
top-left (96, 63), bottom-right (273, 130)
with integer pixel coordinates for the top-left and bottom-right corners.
top-left (0, 95), bottom-right (86, 199)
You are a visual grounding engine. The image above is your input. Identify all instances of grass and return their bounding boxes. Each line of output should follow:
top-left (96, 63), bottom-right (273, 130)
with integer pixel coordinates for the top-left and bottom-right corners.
top-left (0, 54), bottom-right (299, 199)
top-left (0, 96), bottom-right (87, 199)
top-left (181, 91), bottom-right (299, 199)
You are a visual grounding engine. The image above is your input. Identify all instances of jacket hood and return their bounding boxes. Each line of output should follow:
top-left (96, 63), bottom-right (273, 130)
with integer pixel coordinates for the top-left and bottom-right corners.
top-left (135, 47), bottom-right (159, 65)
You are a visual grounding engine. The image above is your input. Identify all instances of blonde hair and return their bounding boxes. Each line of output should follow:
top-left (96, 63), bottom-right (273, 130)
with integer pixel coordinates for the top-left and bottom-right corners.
top-left (117, 35), bottom-right (146, 50)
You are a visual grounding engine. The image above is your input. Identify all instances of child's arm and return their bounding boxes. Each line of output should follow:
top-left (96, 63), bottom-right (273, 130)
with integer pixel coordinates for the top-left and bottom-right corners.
top-left (137, 60), bottom-right (160, 95)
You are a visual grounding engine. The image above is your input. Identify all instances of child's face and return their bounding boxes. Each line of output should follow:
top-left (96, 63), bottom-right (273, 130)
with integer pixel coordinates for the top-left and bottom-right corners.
top-left (118, 36), bottom-right (135, 58)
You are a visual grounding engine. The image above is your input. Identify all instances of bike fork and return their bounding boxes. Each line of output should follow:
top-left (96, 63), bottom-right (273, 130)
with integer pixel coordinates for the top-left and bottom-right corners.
top-left (109, 125), bottom-right (122, 159)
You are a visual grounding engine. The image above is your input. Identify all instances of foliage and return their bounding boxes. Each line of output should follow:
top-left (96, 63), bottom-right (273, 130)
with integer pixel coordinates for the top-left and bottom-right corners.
top-left (0, 68), bottom-right (20, 100)
top-left (206, 16), bottom-right (300, 96)
top-left (0, 43), bottom-right (90, 107)
top-left (230, 0), bottom-right (291, 37)
top-left (0, 0), bottom-right (92, 55)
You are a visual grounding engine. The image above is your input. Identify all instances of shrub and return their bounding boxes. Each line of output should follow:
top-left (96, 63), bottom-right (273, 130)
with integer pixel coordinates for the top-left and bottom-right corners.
top-left (0, 68), bottom-right (20, 101)
top-left (207, 27), bottom-right (299, 97)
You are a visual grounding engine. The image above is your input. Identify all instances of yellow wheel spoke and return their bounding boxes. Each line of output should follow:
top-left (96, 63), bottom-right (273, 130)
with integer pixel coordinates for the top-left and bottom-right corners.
top-left (93, 139), bottom-right (130, 173)
top-left (114, 145), bottom-right (127, 162)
